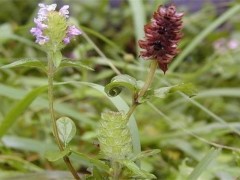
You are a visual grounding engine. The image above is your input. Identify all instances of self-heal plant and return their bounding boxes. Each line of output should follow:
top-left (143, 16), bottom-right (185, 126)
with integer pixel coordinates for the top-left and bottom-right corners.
top-left (0, 2), bottom-right (196, 179)
top-left (97, 5), bottom-right (195, 179)
top-left (30, 3), bottom-right (82, 179)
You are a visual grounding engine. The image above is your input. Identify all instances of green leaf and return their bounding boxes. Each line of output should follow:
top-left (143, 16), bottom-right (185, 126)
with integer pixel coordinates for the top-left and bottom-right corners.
top-left (0, 86), bottom-right (48, 138)
top-left (0, 23), bottom-right (13, 43)
top-left (60, 59), bottom-right (93, 71)
top-left (56, 117), bottom-right (76, 146)
top-left (154, 83), bottom-right (196, 99)
top-left (2, 136), bottom-right (57, 155)
top-left (104, 74), bottom-right (138, 97)
top-left (44, 148), bottom-right (70, 162)
top-left (188, 148), bottom-right (221, 180)
top-left (0, 84), bottom-right (96, 127)
top-left (127, 0), bottom-right (146, 54)
top-left (71, 149), bottom-right (109, 172)
top-left (121, 160), bottom-right (156, 179)
top-left (131, 149), bottom-right (160, 161)
top-left (85, 166), bottom-right (108, 180)
top-left (0, 59), bottom-right (46, 71)
top-left (52, 51), bottom-right (62, 68)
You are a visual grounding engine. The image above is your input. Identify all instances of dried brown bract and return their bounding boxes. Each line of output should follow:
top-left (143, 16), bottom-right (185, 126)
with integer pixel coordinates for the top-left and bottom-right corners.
top-left (138, 5), bottom-right (183, 73)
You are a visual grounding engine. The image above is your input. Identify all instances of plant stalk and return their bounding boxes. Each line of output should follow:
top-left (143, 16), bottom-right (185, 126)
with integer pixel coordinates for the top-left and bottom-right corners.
top-left (112, 161), bottom-right (121, 180)
top-left (47, 55), bottom-right (80, 180)
top-left (138, 60), bottom-right (158, 98)
top-left (126, 60), bottom-right (158, 121)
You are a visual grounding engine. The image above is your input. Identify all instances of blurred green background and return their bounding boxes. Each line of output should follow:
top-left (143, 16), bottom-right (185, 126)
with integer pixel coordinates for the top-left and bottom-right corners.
top-left (0, 0), bottom-right (240, 179)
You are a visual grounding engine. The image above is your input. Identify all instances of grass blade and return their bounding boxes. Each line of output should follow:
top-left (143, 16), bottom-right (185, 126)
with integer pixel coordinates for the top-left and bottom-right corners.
top-left (0, 86), bottom-right (47, 137)
top-left (188, 148), bottom-right (221, 180)
top-left (128, 0), bottom-right (146, 54)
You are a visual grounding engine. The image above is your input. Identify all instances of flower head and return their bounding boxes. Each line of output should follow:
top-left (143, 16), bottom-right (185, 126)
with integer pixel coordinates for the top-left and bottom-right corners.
top-left (30, 3), bottom-right (81, 48)
top-left (138, 5), bottom-right (183, 73)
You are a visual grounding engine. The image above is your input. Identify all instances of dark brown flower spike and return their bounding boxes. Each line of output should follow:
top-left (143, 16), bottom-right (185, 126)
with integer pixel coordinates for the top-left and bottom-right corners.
top-left (138, 5), bottom-right (183, 73)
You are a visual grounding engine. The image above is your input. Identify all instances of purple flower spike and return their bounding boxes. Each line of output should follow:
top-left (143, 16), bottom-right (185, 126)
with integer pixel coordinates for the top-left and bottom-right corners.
top-left (59, 5), bottom-right (69, 18)
top-left (31, 3), bottom-right (82, 46)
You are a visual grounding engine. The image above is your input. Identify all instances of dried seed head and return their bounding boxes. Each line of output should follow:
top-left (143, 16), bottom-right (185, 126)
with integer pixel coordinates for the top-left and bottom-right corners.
top-left (138, 5), bottom-right (183, 73)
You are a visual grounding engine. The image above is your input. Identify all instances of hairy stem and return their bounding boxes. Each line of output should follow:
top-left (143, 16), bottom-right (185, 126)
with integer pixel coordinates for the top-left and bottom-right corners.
top-left (47, 54), bottom-right (80, 180)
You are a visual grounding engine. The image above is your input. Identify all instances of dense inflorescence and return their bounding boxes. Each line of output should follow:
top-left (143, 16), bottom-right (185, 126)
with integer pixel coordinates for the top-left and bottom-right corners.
top-left (97, 111), bottom-right (132, 160)
top-left (30, 3), bottom-right (81, 46)
top-left (138, 5), bottom-right (183, 73)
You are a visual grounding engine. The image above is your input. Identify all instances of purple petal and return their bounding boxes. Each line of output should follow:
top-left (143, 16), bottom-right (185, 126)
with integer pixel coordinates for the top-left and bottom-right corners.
top-left (34, 18), bottom-right (48, 29)
top-left (38, 3), bottom-right (57, 20)
top-left (36, 35), bottom-right (49, 45)
top-left (67, 25), bottom-right (82, 36)
top-left (59, 5), bottom-right (69, 18)
top-left (38, 3), bottom-right (57, 11)
top-left (63, 37), bottom-right (71, 44)
top-left (30, 27), bottom-right (42, 36)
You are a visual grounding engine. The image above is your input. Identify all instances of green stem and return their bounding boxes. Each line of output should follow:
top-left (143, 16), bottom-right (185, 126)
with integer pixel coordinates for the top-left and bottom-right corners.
top-left (112, 161), bottom-right (121, 180)
top-left (125, 103), bottom-right (138, 121)
top-left (47, 54), bottom-right (80, 180)
top-left (138, 60), bottom-right (158, 98)
top-left (126, 61), bottom-right (158, 121)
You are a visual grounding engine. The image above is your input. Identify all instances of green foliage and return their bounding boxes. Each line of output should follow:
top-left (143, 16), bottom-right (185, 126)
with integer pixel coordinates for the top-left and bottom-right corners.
top-left (0, 85), bottom-right (47, 137)
top-left (51, 51), bottom-right (63, 68)
top-left (60, 59), bottom-right (93, 71)
top-left (0, 59), bottom-right (46, 71)
top-left (104, 74), bottom-right (141, 97)
top-left (121, 160), bottom-right (156, 179)
top-left (188, 148), bottom-right (221, 180)
top-left (45, 148), bottom-right (71, 162)
top-left (131, 149), bottom-right (161, 161)
top-left (1, 0), bottom-right (240, 179)
top-left (154, 83), bottom-right (196, 99)
top-left (71, 149), bottom-right (109, 172)
top-left (56, 117), bottom-right (76, 147)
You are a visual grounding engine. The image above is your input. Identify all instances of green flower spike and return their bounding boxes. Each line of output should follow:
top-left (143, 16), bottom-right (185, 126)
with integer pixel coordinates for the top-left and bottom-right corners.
top-left (97, 111), bottom-right (133, 161)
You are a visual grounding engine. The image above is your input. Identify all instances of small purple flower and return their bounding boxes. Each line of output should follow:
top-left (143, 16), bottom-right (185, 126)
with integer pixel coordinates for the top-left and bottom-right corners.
top-left (36, 35), bottom-right (49, 45)
top-left (30, 27), bottom-right (42, 36)
top-left (38, 4), bottom-right (56, 20)
top-left (68, 25), bottom-right (82, 36)
top-left (34, 18), bottom-right (48, 29)
top-left (63, 25), bottom-right (82, 44)
top-left (228, 39), bottom-right (239, 50)
top-left (63, 37), bottom-right (71, 44)
top-left (59, 5), bottom-right (69, 18)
